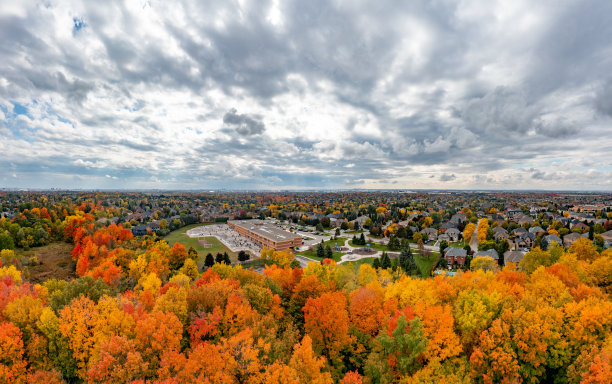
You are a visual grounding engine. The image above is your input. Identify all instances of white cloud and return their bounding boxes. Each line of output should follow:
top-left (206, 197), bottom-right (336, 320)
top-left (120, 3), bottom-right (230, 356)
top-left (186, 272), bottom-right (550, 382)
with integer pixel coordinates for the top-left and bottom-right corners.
top-left (0, 0), bottom-right (611, 190)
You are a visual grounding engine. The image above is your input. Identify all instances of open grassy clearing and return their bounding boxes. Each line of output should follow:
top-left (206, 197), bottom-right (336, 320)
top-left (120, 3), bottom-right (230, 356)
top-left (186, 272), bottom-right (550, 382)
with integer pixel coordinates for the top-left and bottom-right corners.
top-left (17, 242), bottom-right (76, 283)
top-left (297, 237), bottom-right (347, 261)
top-left (297, 249), bottom-right (343, 262)
top-left (414, 252), bottom-right (440, 278)
top-left (449, 240), bottom-right (466, 247)
top-left (164, 223), bottom-right (239, 262)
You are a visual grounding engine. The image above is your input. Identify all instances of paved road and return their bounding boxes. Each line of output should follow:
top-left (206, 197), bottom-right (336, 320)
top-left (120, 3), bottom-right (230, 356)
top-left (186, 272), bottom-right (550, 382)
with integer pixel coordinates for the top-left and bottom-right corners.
top-left (470, 218), bottom-right (485, 249)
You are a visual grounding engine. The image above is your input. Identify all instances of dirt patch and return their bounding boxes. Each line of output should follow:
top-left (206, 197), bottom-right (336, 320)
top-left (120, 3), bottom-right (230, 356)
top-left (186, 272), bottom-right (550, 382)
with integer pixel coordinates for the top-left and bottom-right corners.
top-left (353, 247), bottom-right (377, 255)
top-left (20, 242), bottom-right (77, 284)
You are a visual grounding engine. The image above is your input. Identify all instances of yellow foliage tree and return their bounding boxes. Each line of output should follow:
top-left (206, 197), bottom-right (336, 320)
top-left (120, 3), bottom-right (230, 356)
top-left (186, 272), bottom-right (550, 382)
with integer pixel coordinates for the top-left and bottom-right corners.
top-left (463, 224), bottom-right (476, 244)
top-left (569, 237), bottom-right (599, 261)
top-left (0, 265), bottom-right (22, 285)
top-left (470, 256), bottom-right (499, 273)
top-left (477, 220), bottom-right (489, 243)
top-left (289, 335), bottom-right (334, 384)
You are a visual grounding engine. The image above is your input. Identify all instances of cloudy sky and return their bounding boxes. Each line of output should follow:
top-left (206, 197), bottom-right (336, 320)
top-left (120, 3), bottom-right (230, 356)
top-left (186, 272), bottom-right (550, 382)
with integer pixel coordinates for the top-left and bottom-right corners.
top-left (1, 0), bottom-right (612, 190)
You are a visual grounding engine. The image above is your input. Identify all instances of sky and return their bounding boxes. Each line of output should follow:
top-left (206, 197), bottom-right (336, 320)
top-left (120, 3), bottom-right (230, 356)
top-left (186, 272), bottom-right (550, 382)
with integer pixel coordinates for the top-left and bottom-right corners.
top-left (1, 0), bottom-right (612, 190)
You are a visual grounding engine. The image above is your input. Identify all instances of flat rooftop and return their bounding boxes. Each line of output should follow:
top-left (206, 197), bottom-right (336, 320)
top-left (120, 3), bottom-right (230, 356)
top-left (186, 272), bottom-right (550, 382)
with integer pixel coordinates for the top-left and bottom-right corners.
top-left (229, 220), bottom-right (302, 242)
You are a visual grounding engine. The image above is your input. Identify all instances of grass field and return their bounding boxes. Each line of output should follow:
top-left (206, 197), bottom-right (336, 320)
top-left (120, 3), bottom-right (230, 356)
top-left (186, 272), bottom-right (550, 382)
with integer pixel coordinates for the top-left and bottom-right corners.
top-left (297, 248), bottom-right (343, 262)
top-left (297, 237), bottom-right (347, 261)
top-left (450, 240), bottom-right (466, 247)
top-left (164, 223), bottom-right (239, 262)
top-left (414, 252), bottom-right (440, 278)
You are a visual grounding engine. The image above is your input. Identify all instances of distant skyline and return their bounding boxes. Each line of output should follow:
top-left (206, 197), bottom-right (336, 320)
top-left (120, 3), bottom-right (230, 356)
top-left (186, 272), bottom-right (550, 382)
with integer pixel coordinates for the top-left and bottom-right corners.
top-left (1, 0), bottom-right (612, 190)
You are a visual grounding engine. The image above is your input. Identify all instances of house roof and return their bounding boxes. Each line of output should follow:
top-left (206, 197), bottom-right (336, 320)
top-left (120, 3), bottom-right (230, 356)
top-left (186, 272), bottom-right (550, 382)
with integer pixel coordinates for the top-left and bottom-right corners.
top-left (445, 247), bottom-right (467, 257)
top-left (529, 226), bottom-right (544, 233)
top-left (493, 227), bottom-right (508, 234)
top-left (545, 234), bottom-right (562, 244)
top-left (420, 227), bottom-right (438, 236)
top-left (474, 249), bottom-right (499, 260)
top-left (563, 232), bottom-right (582, 241)
top-left (504, 251), bottom-right (525, 264)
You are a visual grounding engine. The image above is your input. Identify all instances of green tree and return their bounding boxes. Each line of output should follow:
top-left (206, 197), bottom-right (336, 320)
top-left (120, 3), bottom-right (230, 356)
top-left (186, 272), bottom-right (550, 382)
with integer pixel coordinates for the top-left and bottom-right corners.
top-left (204, 253), bottom-right (215, 268)
top-left (238, 250), bottom-right (250, 261)
top-left (381, 252), bottom-right (391, 269)
top-left (187, 246), bottom-right (198, 260)
top-left (388, 235), bottom-right (400, 251)
top-left (439, 240), bottom-right (449, 254)
top-left (325, 245), bottom-right (333, 259)
top-left (316, 243), bottom-right (325, 259)
top-left (368, 313), bottom-right (427, 378)
top-left (0, 232), bottom-right (14, 251)
top-left (519, 247), bottom-right (553, 274)
top-left (215, 253), bottom-right (224, 264)
top-left (372, 258), bottom-right (381, 269)
top-left (400, 247), bottom-right (416, 275)
top-left (496, 240), bottom-right (509, 266)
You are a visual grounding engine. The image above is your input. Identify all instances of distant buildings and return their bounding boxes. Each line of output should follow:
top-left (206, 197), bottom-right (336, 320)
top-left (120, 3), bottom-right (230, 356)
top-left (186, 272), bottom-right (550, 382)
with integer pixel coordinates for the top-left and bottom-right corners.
top-left (228, 220), bottom-right (302, 251)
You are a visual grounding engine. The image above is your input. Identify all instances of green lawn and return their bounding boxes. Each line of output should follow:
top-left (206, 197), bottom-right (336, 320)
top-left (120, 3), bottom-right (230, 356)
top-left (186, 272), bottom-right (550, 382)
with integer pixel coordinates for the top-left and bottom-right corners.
top-left (297, 248), bottom-right (343, 262)
top-left (296, 237), bottom-right (347, 261)
top-left (414, 252), bottom-right (440, 278)
top-left (240, 259), bottom-right (273, 268)
top-left (450, 240), bottom-right (466, 247)
top-left (164, 223), bottom-right (239, 262)
top-left (321, 237), bottom-right (346, 247)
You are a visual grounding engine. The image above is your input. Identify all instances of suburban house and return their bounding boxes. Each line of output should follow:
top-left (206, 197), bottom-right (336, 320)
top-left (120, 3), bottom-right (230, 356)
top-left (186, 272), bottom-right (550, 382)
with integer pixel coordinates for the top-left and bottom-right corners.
top-left (517, 215), bottom-right (535, 225)
top-left (514, 232), bottom-right (535, 249)
top-left (493, 227), bottom-right (509, 241)
top-left (352, 216), bottom-right (369, 227)
top-left (438, 233), bottom-right (451, 243)
top-left (504, 250), bottom-right (526, 266)
top-left (444, 247), bottom-right (467, 267)
top-left (512, 227), bottom-right (527, 237)
top-left (601, 230), bottom-right (612, 247)
top-left (542, 234), bottom-right (563, 249)
top-left (563, 232), bottom-right (586, 247)
top-left (450, 213), bottom-right (467, 224)
top-left (420, 227), bottom-right (438, 241)
top-left (131, 224), bottom-right (149, 237)
top-left (445, 228), bottom-right (461, 242)
top-left (529, 226), bottom-right (544, 235)
top-left (571, 222), bottom-right (589, 232)
top-left (439, 222), bottom-right (457, 233)
top-left (474, 249), bottom-right (499, 260)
